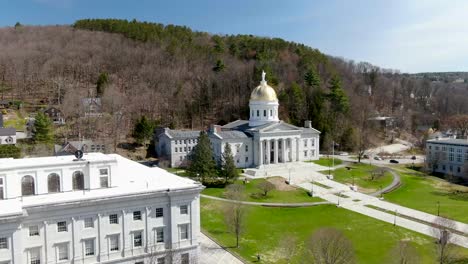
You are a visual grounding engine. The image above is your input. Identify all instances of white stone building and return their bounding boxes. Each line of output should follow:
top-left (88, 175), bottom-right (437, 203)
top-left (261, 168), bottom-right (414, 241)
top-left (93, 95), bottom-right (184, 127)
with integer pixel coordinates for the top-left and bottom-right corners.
top-left (156, 72), bottom-right (320, 168)
top-left (426, 138), bottom-right (468, 178)
top-left (0, 153), bottom-right (203, 264)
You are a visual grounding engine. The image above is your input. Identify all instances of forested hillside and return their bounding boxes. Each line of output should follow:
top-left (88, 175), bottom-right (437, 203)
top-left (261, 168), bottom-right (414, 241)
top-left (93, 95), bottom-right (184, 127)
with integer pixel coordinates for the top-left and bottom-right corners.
top-left (0, 19), bottom-right (467, 151)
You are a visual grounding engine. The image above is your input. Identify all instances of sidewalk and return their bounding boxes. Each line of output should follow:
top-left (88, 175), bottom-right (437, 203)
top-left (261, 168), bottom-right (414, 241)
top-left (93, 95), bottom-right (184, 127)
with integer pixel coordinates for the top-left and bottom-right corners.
top-left (199, 233), bottom-right (245, 264)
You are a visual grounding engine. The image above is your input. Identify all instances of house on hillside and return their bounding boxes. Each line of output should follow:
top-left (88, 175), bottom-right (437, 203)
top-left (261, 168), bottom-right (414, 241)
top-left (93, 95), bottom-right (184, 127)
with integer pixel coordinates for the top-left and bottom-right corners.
top-left (81, 97), bottom-right (102, 117)
top-left (0, 113), bottom-right (16, 145)
top-left (43, 106), bottom-right (65, 125)
top-left (54, 140), bottom-right (107, 156)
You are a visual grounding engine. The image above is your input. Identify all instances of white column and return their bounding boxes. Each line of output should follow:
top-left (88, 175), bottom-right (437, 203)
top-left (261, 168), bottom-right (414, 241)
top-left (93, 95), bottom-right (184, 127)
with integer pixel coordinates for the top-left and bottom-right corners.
top-left (274, 139), bottom-right (279, 164)
top-left (281, 139), bottom-right (286, 163)
top-left (296, 138), bottom-right (300, 161)
top-left (258, 140), bottom-right (263, 166)
top-left (266, 140), bottom-right (271, 164)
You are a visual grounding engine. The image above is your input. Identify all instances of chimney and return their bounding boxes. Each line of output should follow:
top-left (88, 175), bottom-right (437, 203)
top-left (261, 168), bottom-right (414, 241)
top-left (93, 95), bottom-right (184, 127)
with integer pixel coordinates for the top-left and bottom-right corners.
top-left (210, 124), bottom-right (221, 134)
top-left (304, 120), bottom-right (312, 128)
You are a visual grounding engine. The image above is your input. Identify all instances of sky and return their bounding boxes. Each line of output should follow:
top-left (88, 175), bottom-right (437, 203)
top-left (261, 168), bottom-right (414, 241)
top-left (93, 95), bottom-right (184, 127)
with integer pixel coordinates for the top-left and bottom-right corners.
top-left (1, 0), bottom-right (467, 73)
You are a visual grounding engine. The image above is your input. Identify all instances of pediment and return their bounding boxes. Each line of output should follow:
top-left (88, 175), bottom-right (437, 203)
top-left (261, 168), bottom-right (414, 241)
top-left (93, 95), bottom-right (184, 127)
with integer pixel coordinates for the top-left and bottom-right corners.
top-left (260, 122), bottom-right (301, 132)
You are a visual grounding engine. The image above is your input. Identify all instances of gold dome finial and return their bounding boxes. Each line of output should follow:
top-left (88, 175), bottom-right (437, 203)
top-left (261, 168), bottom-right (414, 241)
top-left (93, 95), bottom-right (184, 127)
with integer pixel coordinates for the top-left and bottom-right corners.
top-left (250, 71), bottom-right (277, 101)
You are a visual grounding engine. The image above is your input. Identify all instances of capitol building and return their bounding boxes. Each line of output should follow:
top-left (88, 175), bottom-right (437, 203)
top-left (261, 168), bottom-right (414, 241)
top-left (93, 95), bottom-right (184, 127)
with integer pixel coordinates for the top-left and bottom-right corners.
top-left (156, 72), bottom-right (321, 168)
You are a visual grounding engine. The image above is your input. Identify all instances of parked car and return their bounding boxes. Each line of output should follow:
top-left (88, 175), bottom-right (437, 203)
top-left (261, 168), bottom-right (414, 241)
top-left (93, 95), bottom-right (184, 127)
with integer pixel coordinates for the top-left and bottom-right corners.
top-left (389, 159), bottom-right (399, 164)
top-left (374, 156), bottom-right (383, 161)
top-left (411, 156), bottom-right (417, 160)
top-left (339, 152), bottom-right (349, 156)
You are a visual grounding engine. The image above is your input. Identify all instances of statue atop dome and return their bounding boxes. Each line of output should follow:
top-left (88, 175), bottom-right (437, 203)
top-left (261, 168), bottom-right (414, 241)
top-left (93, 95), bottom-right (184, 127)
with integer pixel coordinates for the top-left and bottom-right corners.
top-left (261, 70), bottom-right (266, 83)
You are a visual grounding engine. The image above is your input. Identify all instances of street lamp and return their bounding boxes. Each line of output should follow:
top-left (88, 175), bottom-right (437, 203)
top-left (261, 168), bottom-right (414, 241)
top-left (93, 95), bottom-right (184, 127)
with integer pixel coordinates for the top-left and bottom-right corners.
top-left (337, 191), bottom-right (342, 207)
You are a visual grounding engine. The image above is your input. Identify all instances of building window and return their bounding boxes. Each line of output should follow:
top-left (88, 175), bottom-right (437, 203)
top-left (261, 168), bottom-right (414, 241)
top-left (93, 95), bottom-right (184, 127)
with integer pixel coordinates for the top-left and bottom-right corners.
top-left (156, 228), bottom-right (164, 243)
top-left (109, 214), bottom-right (118, 224)
top-left (450, 147), bottom-right (454, 152)
top-left (22, 175), bottom-right (35, 196)
top-left (133, 231), bottom-right (142, 247)
top-left (449, 153), bottom-right (454, 161)
top-left (84, 239), bottom-right (95, 256)
top-left (109, 235), bottom-right (119, 251)
top-left (257, 110), bottom-right (259, 116)
top-left (72, 171), bottom-right (84, 190)
top-left (57, 221), bottom-right (67, 232)
top-left (311, 138), bottom-right (315, 147)
top-left (30, 248), bottom-right (41, 264)
top-left (264, 110), bottom-right (267, 117)
top-left (0, 237), bottom-right (7, 249)
top-left (135, 262), bottom-right (144, 264)
top-left (184, 147), bottom-right (187, 152)
top-left (245, 145), bottom-right (248, 152)
top-left (57, 243), bottom-right (69, 261)
top-left (457, 154), bottom-right (462, 162)
top-left (304, 140), bottom-right (308, 147)
top-left (84, 217), bottom-right (94, 228)
top-left (180, 224), bottom-right (189, 240)
top-left (180, 156), bottom-right (183, 161)
top-left (133, 211), bottom-right (142, 221)
top-left (181, 253), bottom-right (189, 264)
top-left (157, 257), bottom-right (165, 264)
top-left (47, 173), bottom-right (61, 193)
top-left (442, 165), bottom-right (446, 171)
top-left (304, 151), bottom-right (308, 157)
top-left (156, 208), bottom-right (163, 218)
top-left (175, 148), bottom-right (178, 153)
top-left (0, 177), bottom-right (4, 200)
top-left (180, 205), bottom-right (188, 215)
top-left (245, 157), bottom-right (248, 163)
top-left (458, 167), bottom-right (461, 173)
top-left (270, 109), bottom-right (273, 116)
top-left (29, 225), bottom-right (39, 236)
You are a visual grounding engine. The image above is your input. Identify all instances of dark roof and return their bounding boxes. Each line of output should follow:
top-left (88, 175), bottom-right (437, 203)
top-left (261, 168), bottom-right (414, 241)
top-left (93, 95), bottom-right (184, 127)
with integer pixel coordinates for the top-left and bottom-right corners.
top-left (222, 120), bottom-right (250, 131)
top-left (427, 138), bottom-right (468, 146)
top-left (0, 127), bottom-right (15, 136)
top-left (166, 130), bottom-right (201, 139)
top-left (217, 131), bottom-right (249, 139)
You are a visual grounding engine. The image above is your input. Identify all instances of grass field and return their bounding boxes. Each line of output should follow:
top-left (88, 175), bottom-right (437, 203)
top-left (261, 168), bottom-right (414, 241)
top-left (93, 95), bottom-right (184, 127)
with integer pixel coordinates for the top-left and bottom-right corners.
top-left (384, 166), bottom-right (468, 223)
top-left (3, 110), bottom-right (26, 130)
top-left (308, 157), bottom-right (343, 167)
top-left (331, 163), bottom-right (393, 193)
top-left (201, 198), bottom-right (468, 263)
top-left (202, 178), bottom-right (322, 203)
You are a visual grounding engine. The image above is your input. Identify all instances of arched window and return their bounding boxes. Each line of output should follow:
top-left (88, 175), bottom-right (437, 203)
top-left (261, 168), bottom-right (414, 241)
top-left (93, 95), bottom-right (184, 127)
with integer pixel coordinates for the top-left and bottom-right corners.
top-left (48, 173), bottom-right (61, 193)
top-left (21, 175), bottom-right (35, 196)
top-left (72, 171), bottom-right (84, 190)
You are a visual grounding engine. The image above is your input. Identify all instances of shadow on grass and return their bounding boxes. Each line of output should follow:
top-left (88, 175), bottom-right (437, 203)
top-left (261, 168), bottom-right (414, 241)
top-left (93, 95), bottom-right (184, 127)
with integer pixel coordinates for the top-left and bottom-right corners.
top-left (430, 191), bottom-right (468, 201)
top-left (250, 193), bottom-right (269, 200)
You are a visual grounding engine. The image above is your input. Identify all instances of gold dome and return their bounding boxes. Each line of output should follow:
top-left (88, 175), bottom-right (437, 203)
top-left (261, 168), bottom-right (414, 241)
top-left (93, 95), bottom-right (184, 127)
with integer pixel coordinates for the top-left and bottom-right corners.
top-left (250, 80), bottom-right (278, 101)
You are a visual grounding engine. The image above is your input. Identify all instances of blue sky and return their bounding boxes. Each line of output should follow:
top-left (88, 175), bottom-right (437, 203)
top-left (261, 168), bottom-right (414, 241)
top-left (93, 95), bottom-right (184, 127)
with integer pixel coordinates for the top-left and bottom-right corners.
top-left (1, 0), bottom-right (467, 73)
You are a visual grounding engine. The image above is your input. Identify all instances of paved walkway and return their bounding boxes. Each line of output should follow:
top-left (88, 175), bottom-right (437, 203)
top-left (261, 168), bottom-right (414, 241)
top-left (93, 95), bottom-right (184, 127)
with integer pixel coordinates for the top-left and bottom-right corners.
top-left (199, 232), bottom-right (244, 264)
top-left (369, 168), bottom-right (401, 197)
top-left (201, 194), bottom-right (332, 207)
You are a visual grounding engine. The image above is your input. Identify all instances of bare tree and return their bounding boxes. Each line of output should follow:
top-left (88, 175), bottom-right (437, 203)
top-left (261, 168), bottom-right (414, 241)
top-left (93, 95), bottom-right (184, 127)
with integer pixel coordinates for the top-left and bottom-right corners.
top-left (256, 180), bottom-right (275, 197)
top-left (387, 240), bottom-right (420, 264)
top-left (224, 183), bottom-right (246, 248)
top-left (305, 227), bottom-right (355, 264)
top-left (431, 216), bottom-right (457, 264)
top-left (278, 233), bottom-right (298, 264)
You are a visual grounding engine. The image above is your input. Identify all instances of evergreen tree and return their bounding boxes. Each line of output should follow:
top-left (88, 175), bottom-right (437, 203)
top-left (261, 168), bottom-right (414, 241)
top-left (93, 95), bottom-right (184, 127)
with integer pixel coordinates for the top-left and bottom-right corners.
top-left (328, 75), bottom-right (349, 114)
top-left (33, 112), bottom-right (54, 144)
top-left (188, 131), bottom-right (216, 183)
top-left (0, 145), bottom-right (21, 158)
top-left (96, 72), bottom-right (109, 97)
top-left (288, 82), bottom-right (306, 125)
top-left (221, 143), bottom-right (238, 184)
top-left (304, 67), bottom-right (321, 88)
top-left (132, 116), bottom-right (154, 146)
top-left (213, 59), bottom-right (225, 72)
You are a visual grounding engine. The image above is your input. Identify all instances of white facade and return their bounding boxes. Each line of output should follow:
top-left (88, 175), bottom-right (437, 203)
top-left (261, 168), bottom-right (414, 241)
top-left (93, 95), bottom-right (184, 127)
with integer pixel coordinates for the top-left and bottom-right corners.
top-left (0, 153), bottom-right (203, 264)
top-left (426, 138), bottom-right (468, 178)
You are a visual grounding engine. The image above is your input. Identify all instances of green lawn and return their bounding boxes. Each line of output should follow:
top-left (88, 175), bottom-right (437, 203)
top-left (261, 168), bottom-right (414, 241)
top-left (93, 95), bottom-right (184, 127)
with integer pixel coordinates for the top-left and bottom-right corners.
top-left (384, 166), bottom-right (468, 223)
top-left (3, 111), bottom-right (26, 131)
top-left (331, 163), bottom-right (393, 193)
top-left (164, 167), bottom-right (190, 177)
top-left (308, 157), bottom-right (343, 167)
top-left (202, 178), bottom-right (322, 203)
top-left (201, 198), bottom-right (468, 263)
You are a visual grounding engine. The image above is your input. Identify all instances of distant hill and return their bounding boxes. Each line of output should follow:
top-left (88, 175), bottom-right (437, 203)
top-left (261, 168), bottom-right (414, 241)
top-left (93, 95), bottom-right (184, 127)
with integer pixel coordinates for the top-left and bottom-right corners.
top-left (0, 19), bottom-right (467, 150)
top-left (410, 72), bottom-right (468, 83)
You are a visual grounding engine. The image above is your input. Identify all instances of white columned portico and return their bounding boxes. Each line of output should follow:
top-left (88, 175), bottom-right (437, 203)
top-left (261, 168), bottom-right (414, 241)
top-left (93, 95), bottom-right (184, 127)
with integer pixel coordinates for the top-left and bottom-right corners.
top-left (259, 139), bottom-right (263, 166)
top-left (274, 139), bottom-right (278, 164)
top-left (296, 137), bottom-right (300, 161)
top-left (266, 140), bottom-right (271, 164)
top-left (281, 138), bottom-right (286, 163)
